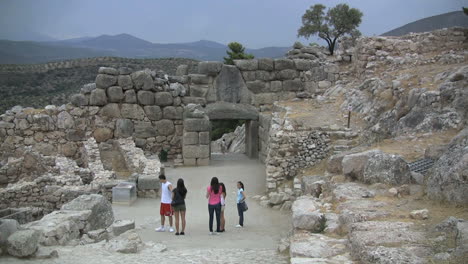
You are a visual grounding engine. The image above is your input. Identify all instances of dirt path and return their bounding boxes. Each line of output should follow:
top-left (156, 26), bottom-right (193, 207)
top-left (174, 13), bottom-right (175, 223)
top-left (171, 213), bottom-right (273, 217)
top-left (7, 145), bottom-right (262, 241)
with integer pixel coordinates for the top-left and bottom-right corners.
top-left (4, 154), bottom-right (291, 264)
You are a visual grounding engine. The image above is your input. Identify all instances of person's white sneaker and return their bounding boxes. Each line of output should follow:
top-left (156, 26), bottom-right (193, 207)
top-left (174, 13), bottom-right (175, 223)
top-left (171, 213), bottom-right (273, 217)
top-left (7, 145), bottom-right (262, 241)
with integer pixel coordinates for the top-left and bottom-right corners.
top-left (155, 226), bottom-right (165, 232)
top-left (209, 232), bottom-right (214, 235)
top-left (235, 224), bottom-right (242, 228)
top-left (168, 227), bottom-right (175, 233)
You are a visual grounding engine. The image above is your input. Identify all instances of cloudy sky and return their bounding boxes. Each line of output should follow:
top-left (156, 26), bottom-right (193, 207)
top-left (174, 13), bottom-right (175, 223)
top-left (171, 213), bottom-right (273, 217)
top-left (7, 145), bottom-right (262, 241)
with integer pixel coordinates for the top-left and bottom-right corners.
top-left (0, 0), bottom-right (465, 48)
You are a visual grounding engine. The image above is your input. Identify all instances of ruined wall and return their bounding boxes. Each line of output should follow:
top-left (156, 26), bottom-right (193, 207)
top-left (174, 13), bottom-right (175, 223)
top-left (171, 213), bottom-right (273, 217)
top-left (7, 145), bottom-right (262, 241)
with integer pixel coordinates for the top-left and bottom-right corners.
top-left (352, 27), bottom-right (468, 77)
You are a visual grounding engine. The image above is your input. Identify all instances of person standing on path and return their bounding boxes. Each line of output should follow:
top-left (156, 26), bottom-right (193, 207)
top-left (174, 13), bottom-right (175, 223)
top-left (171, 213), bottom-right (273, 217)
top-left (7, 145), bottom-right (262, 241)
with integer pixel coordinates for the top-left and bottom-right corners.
top-left (219, 182), bottom-right (227, 232)
top-left (172, 178), bottom-right (188, 236)
top-left (221, 138), bottom-right (227, 155)
top-left (156, 174), bottom-right (175, 233)
top-left (236, 181), bottom-right (246, 228)
top-left (206, 177), bottom-right (223, 235)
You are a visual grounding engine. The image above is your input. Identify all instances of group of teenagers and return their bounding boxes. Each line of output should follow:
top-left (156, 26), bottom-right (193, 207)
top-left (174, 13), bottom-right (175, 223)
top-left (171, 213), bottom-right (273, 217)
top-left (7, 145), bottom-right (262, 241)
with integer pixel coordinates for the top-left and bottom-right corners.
top-left (155, 174), bottom-right (248, 235)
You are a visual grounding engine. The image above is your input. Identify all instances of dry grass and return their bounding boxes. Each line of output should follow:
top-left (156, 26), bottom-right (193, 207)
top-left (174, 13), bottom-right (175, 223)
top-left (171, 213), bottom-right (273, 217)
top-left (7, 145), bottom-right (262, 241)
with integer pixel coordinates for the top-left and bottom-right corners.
top-left (367, 129), bottom-right (459, 162)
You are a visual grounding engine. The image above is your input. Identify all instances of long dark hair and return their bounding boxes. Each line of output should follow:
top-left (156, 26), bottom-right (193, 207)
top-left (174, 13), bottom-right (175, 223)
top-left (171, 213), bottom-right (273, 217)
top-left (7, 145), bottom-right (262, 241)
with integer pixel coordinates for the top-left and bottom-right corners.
top-left (210, 177), bottom-right (220, 194)
top-left (220, 182), bottom-right (226, 197)
top-left (238, 181), bottom-right (245, 191)
top-left (176, 178), bottom-right (187, 198)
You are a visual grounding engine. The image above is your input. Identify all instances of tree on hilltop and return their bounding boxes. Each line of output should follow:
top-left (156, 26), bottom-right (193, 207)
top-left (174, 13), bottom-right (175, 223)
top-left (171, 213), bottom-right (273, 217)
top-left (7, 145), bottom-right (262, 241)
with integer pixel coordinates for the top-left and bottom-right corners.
top-left (298, 3), bottom-right (363, 55)
top-left (463, 7), bottom-right (468, 15)
top-left (223, 42), bottom-right (254, 65)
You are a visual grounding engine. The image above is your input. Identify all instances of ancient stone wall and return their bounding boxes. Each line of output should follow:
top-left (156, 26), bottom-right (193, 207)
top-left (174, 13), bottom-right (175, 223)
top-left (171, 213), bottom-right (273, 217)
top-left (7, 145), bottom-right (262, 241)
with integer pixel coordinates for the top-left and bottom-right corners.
top-left (352, 27), bottom-right (468, 77)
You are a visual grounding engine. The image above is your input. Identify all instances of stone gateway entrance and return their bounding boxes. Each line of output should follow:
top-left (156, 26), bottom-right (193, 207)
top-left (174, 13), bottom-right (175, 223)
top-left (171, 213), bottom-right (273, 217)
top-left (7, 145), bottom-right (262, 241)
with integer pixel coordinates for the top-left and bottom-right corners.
top-left (182, 102), bottom-right (259, 165)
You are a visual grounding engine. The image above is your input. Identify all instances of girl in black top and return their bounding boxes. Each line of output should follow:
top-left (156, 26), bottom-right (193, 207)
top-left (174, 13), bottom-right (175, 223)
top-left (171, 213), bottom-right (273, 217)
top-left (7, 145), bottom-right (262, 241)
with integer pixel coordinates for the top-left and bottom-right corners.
top-left (172, 178), bottom-right (187, 235)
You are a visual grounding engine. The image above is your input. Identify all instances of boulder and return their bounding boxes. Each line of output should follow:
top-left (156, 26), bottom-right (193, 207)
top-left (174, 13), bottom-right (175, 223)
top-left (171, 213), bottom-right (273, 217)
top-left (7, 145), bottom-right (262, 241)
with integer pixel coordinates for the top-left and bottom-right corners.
top-left (0, 219), bottom-right (19, 249)
top-left (81, 83), bottom-right (96, 94)
top-left (131, 70), bottom-right (154, 90)
top-left (119, 67), bottom-right (132, 75)
top-left (455, 221), bottom-right (468, 256)
top-left (107, 86), bottom-right (124, 103)
top-left (106, 230), bottom-right (143, 254)
top-left (90, 89), bottom-right (108, 106)
top-left (214, 65), bottom-right (250, 103)
top-left (258, 58), bottom-right (274, 71)
top-left (33, 247), bottom-right (59, 259)
top-left (98, 67), bottom-right (118, 75)
top-left (118, 75), bottom-right (133, 90)
top-left (87, 229), bottom-right (107, 242)
top-left (96, 74), bottom-right (117, 89)
top-left (121, 104), bottom-right (146, 120)
top-left (93, 128), bottom-right (113, 143)
top-left (155, 119), bottom-right (175, 136)
top-left (144, 105), bottom-right (162, 121)
top-left (184, 118), bottom-right (210, 132)
top-left (99, 103), bottom-right (121, 118)
top-left (189, 74), bottom-right (210, 84)
top-left (426, 128), bottom-right (468, 203)
top-left (134, 122), bottom-right (157, 138)
top-left (71, 94), bottom-right (88, 106)
top-left (274, 58), bottom-right (295, 70)
top-left (163, 106), bottom-right (182, 120)
top-left (234, 59), bottom-right (258, 71)
top-left (57, 111), bottom-right (74, 129)
top-left (124, 90), bottom-right (137, 103)
top-left (7, 229), bottom-right (40, 257)
top-left (137, 91), bottom-right (155, 105)
top-left (155, 92), bottom-right (173, 106)
top-left (61, 194), bottom-right (114, 231)
top-left (198, 61), bottom-right (223, 76)
top-left (302, 175), bottom-right (326, 198)
top-left (112, 220), bottom-right (135, 236)
top-left (115, 119), bottom-right (134, 138)
top-left (283, 79), bottom-right (304, 91)
top-left (292, 197), bottom-right (325, 232)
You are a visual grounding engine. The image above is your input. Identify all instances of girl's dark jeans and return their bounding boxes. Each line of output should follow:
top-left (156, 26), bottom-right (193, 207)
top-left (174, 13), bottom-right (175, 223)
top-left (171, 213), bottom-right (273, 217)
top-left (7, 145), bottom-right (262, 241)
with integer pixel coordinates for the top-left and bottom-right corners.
top-left (208, 203), bottom-right (221, 232)
top-left (237, 203), bottom-right (244, 226)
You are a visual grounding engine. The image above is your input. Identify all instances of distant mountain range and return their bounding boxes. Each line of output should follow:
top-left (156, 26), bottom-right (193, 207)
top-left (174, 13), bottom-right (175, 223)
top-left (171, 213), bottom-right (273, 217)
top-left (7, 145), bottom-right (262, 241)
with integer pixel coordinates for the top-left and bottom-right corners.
top-left (0, 33), bottom-right (290, 64)
top-left (382, 11), bottom-right (468, 36)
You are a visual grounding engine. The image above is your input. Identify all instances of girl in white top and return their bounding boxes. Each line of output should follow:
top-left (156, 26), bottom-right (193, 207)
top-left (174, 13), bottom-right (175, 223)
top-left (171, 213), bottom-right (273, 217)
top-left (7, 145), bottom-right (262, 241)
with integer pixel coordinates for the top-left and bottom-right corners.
top-left (219, 182), bottom-right (227, 232)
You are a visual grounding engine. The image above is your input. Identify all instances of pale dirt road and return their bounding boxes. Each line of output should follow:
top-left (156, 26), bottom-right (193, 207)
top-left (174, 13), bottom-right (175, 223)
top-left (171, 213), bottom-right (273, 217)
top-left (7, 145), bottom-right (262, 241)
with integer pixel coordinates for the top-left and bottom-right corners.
top-left (3, 154), bottom-right (291, 264)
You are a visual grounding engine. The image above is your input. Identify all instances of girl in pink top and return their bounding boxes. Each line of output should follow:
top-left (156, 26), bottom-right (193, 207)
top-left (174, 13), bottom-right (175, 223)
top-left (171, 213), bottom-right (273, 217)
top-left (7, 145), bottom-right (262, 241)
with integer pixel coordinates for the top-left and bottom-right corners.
top-left (206, 177), bottom-right (223, 235)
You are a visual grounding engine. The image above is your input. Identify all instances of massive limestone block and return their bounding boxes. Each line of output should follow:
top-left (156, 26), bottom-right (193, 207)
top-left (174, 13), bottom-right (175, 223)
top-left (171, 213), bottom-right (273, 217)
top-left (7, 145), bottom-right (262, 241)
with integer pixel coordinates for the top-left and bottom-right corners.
top-left (258, 58), bottom-right (274, 71)
top-left (255, 70), bottom-right (276, 81)
top-left (426, 128), bottom-right (468, 203)
top-left (205, 102), bottom-right (258, 120)
top-left (98, 67), bottom-right (118, 75)
top-left (246, 80), bottom-right (267, 94)
top-left (292, 197), bottom-right (324, 232)
top-left (184, 118), bottom-right (210, 132)
top-left (155, 119), bottom-right (175, 136)
top-left (93, 127), bottom-right (113, 143)
top-left (183, 132), bottom-right (199, 145)
top-left (214, 65), bottom-right (251, 103)
top-left (124, 90), bottom-right (137, 104)
top-left (362, 151), bottom-right (412, 185)
top-left (115, 119), bottom-right (134, 138)
top-left (131, 70), bottom-right (154, 90)
top-left (118, 75), bottom-right (133, 90)
top-left (183, 145), bottom-right (210, 159)
top-left (81, 83), bottom-right (96, 94)
top-left (189, 74), bottom-right (210, 84)
top-left (134, 122), bottom-right (157, 138)
top-left (234, 59), bottom-right (258, 71)
top-left (144, 106), bottom-right (162, 121)
top-left (121, 104), bottom-right (146, 120)
top-left (99, 103), bottom-right (122, 118)
top-left (7, 229), bottom-right (40, 257)
top-left (96, 74), bottom-right (117, 89)
top-left (0, 219), bottom-right (19, 248)
top-left (71, 94), bottom-right (88, 106)
top-left (107, 86), bottom-right (124, 103)
top-left (61, 194), bottom-right (114, 230)
top-left (155, 92), bottom-right (173, 106)
top-left (342, 150), bottom-right (377, 182)
top-left (163, 106), bottom-right (182, 120)
top-left (119, 67), bottom-right (132, 75)
top-left (137, 91), bottom-right (155, 105)
top-left (290, 233), bottom-right (348, 259)
top-left (283, 78), bottom-right (304, 92)
top-left (57, 111), bottom-right (74, 129)
top-left (198, 61), bottom-right (223, 76)
top-left (294, 59), bottom-right (314, 71)
top-left (276, 69), bottom-right (299, 80)
top-left (90, 89), bottom-right (108, 106)
top-left (274, 58), bottom-right (295, 70)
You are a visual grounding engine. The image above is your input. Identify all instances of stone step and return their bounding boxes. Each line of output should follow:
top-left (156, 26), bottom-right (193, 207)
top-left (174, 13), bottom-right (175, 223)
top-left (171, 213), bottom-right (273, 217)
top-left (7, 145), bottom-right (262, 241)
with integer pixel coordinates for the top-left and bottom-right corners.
top-left (332, 139), bottom-right (357, 146)
top-left (333, 145), bottom-right (351, 151)
top-left (327, 131), bottom-right (358, 140)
